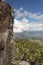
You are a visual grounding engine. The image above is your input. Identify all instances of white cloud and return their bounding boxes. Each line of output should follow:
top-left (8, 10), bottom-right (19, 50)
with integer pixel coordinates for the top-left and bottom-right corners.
top-left (13, 19), bottom-right (29, 33)
top-left (14, 7), bottom-right (43, 33)
top-left (19, 7), bottom-right (24, 11)
top-left (14, 7), bottom-right (24, 19)
top-left (13, 19), bottom-right (43, 33)
top-left (15, 7), bottom-right (43, 20)
top-left (2, 0), bottom-right (4, 1)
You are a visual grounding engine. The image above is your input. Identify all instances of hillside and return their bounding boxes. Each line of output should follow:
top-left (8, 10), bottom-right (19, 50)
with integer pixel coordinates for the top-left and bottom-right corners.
top-left (14, 31), bottom-right (43, 40)
top-left (12, 39), bottom-right (43, 65)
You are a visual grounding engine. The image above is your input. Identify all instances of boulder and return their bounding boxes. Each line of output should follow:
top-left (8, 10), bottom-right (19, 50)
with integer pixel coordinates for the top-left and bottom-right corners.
top-left (19, 61), bottom-right (30, 65)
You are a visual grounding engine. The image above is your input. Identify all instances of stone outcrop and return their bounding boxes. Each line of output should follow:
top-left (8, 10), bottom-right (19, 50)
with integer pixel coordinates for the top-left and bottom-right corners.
top-left (0, 0), bottom-right (14, 65)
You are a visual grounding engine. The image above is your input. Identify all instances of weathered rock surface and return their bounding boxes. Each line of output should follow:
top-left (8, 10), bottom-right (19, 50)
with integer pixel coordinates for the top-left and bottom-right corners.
top-left (0, 0), bottom-right (14, 65)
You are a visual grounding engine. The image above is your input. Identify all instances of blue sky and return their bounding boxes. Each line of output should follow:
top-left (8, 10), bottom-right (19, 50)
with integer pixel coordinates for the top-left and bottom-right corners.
top-left (4, 0), bottom-right (43, 33)
top-left (5, 0), bottom-right (43, 13)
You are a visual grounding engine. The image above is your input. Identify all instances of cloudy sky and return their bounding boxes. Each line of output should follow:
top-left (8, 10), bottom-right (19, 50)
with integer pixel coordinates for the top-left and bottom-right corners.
top-left (4, 0), bottom-right (43, 33)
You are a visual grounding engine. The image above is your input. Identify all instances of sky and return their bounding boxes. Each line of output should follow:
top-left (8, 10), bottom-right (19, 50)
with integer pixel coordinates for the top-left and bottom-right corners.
top-left (4, 0), bottom-right (43, 33)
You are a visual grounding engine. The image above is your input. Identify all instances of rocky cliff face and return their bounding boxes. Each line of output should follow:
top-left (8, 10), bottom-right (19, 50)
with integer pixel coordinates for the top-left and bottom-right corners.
top-left (0, 0), bottom-right (14, 65)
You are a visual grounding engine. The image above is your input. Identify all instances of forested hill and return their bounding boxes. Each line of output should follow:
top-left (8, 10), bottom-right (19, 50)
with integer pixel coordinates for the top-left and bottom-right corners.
top-left (12, 39), bottom-right (43, 65)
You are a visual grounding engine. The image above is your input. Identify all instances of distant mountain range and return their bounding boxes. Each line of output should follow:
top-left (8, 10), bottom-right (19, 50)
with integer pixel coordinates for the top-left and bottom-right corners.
top-left (14, 31), bottom-right (43, 40)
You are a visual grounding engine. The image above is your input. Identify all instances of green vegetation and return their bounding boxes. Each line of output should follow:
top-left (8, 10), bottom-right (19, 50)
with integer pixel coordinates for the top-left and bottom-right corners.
top-left (12, 39), bottom-right (43, 65)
